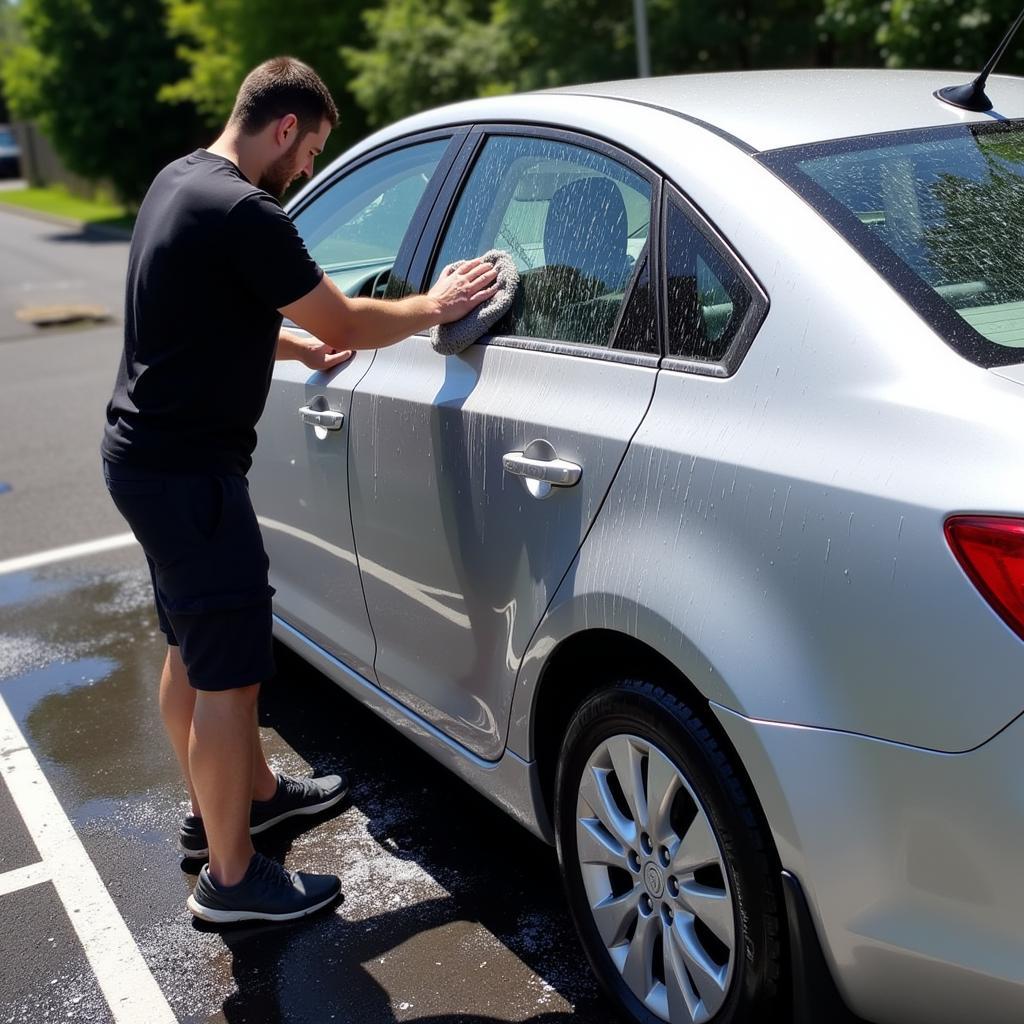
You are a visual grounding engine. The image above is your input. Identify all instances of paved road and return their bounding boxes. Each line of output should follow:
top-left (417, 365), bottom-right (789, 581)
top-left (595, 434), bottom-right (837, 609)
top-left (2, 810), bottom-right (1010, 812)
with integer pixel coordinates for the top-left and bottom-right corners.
top-left (0, 208), bottom-right (614, 1024)
top-left (0, 210), bottom-right (129, 559)
top-left (0, 208), bottom-right (128, 342)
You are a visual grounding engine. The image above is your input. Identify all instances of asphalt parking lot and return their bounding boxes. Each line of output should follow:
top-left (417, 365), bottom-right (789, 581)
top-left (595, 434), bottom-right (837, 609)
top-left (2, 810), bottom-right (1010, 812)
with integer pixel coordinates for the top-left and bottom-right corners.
top-left (0, 209), bottom-right (613, 1024)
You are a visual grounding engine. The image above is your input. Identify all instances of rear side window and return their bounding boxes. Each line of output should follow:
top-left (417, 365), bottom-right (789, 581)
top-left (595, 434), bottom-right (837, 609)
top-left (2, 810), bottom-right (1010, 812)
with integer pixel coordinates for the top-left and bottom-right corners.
top-left (294, 139), bottom-right (449, 295)
top-left (665, 198), bottom-right (753, 362)
top-left (761, 121), bottom-right (1024, 367)
top-left (430, 134), bottom-right (655, 353)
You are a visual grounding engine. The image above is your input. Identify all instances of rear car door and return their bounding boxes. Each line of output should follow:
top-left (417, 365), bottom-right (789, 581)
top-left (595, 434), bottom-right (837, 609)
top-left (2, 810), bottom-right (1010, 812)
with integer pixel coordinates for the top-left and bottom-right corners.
top-left (348, 127), bottom-right (662, 759)
top-left (250, 132), bottom-right (466, 679)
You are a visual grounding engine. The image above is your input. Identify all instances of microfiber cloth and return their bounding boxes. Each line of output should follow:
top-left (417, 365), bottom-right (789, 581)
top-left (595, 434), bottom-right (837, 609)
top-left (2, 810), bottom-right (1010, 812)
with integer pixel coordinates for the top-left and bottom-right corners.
top-left (429, 249), bottom-right (519, 356)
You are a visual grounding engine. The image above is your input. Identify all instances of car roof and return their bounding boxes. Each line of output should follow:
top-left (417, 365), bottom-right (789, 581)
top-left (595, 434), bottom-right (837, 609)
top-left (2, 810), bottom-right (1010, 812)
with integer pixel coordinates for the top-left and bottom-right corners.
top-left (549, 69), bottom-right (1024, 152)
top-left (293, 68), bottom-right (1024, 214)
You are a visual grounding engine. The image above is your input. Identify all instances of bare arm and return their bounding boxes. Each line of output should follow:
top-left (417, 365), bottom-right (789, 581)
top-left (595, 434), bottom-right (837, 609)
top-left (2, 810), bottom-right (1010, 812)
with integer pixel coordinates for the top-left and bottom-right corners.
top-left (275, 328), bottom-right (354, 371)
top-left (278, 258), bottom-right (498, 352)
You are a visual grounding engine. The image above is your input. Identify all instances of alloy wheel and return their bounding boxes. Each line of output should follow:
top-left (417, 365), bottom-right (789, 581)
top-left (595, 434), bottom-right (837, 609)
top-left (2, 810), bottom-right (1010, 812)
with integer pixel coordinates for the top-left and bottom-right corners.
top-left (575, 733), bottom-right (735, 1023)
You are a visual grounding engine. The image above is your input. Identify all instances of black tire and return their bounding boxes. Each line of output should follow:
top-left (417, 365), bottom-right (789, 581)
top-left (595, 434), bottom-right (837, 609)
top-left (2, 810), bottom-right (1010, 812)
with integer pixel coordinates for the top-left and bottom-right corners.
top-left (554, 679), bottom-right (782, 1024)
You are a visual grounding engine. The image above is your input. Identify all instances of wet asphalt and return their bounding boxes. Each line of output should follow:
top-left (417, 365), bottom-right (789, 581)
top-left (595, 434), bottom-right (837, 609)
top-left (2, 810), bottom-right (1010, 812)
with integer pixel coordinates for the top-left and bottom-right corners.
top-left (0, 209), bottom-right (613, 1024)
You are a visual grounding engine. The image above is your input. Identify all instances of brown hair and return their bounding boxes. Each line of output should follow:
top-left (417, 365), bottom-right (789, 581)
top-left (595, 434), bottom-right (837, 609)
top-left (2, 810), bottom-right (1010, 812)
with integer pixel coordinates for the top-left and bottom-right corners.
top-left (228, 57), bottom-right (338, 137)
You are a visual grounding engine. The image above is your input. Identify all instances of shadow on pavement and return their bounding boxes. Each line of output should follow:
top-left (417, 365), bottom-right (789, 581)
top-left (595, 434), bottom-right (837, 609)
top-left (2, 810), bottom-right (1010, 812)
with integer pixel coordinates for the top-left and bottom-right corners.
top-left (44, 221), bottom-right (133, 244)
top-left (0, 562), bottom-right (608, 1022)
top-left (202, 641), bottom-right (611, 1022)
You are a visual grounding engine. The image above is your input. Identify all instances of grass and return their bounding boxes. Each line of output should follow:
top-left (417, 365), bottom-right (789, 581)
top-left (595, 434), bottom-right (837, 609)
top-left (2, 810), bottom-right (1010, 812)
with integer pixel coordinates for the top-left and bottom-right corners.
top-left (0, 184), bottom-right (134, 231)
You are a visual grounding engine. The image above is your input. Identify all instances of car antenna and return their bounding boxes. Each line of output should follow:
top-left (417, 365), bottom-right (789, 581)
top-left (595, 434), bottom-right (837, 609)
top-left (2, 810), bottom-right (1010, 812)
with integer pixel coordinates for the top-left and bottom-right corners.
top-left (935, 4), bottom-right (1024, 111)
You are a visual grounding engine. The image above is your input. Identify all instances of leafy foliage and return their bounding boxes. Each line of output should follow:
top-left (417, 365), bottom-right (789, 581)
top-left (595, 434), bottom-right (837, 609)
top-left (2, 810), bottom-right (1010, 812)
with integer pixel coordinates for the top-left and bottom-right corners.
top-left (161, 0), bottom-right (371, 164)
top-left (508, 0), bottom-right (829, 88)
top-left (0, 0), bottom-right (20, 59)
top-left (0, 0), bottom-right (19, 120)
top-left (342, 0), bottom-right (834, 127)
top-left (343, 0), bottom-right (515, 128)
top-left (5, 0), bottom-right (1024, 200)
top-left (821, 0), bottom-right (1024, 72)
top-left (1, 0), bottom-right (203, 203)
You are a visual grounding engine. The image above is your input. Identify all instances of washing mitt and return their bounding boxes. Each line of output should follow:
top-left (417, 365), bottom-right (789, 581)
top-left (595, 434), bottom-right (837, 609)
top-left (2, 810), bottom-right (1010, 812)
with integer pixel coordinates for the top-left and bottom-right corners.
top-left (429, 249), bottom-right (519, 356)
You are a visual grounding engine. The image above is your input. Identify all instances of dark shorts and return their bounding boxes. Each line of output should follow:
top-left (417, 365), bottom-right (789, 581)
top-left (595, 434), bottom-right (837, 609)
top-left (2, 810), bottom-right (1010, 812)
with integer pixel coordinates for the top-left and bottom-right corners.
top-left (102, 459), bottom-right (276, 691)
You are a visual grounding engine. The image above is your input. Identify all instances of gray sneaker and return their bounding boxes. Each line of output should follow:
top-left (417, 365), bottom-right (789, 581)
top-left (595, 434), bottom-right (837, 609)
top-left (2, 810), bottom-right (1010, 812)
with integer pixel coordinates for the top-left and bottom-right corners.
top-left (187, 852), bottom-right (342, 923)
top-left (179, 771), bottom-right (349, 859)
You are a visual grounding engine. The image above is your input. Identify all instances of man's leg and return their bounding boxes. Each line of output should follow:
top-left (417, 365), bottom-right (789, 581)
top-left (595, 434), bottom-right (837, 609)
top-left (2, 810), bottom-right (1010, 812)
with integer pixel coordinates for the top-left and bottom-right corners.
top-left (187, 676), bottom-right (342, 920)
top-left (251, 705), bottom-right (278, 802)
top-left (189, 684), bottom-right (260, 887)
top-left (159, 646), bottom-right (200, 814)
top-left (161, 646), bottom-right (278, 812)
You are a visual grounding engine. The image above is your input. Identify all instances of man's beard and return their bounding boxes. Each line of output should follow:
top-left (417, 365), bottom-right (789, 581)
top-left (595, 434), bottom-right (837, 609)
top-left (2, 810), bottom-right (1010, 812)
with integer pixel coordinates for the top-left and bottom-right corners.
top-left (258, 135), bottom-right (302, 199)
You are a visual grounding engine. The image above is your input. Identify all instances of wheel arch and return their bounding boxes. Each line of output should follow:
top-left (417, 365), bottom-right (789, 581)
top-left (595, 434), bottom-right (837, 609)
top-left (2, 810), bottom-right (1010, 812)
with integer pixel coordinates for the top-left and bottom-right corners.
top-left (527, 627), bottom-right (780, 872)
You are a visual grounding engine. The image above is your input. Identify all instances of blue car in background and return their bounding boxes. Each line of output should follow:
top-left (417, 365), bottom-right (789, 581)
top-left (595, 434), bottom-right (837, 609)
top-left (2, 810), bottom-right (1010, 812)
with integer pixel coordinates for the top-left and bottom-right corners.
top-left (0, 125), bottom-right (21, 178)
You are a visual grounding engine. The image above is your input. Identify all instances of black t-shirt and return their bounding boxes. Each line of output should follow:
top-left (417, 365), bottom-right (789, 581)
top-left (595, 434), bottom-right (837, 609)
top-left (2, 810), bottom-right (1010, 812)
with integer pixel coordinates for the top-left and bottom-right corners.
top-left (102, 150), bottom-right (323, 476)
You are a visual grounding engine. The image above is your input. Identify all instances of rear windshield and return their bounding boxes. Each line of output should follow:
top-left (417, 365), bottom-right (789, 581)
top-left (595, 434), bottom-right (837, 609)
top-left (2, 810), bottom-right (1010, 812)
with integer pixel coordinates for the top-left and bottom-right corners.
top-left (760, 120), bottom-right (1024, 367)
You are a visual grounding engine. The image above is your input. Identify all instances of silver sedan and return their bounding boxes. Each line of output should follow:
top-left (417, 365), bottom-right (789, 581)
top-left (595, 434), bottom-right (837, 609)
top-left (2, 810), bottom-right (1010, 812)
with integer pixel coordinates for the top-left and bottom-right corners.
top-left (251, 68), bottom-right (1024, 1024)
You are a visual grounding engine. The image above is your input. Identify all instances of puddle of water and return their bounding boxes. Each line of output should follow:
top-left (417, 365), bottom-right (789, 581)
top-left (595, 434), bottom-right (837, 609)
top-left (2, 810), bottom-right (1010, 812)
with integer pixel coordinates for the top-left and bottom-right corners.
top-left (0, 560), bottom-right (611, 1023)
top-left (0, 568), bottom-right (77, 610)
top-left (0, 562), bottom-right (179, 812)
top-left (0, 655), bottom-right (115, 719)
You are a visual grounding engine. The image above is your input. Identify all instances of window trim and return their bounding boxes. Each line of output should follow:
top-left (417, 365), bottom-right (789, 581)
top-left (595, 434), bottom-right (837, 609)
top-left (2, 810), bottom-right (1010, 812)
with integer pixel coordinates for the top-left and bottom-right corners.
top-left (286, 127), bottom-right (472, 306)
top-left (659, 183), bottom-right (769, 377)
top-left (475, 335), bottom-right (660, 368)
top-left (757, 119), bottom-right (1024, 369)
top-left (411, 123), bottom-right (664, 366)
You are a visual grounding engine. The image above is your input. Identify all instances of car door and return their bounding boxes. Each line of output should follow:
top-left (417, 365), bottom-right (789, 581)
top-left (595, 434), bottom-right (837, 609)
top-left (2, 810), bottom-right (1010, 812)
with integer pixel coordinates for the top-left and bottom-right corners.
top-left (250, 131), bottom-right (467, 680)
top-left (347, 127), bottom-right (662, 759)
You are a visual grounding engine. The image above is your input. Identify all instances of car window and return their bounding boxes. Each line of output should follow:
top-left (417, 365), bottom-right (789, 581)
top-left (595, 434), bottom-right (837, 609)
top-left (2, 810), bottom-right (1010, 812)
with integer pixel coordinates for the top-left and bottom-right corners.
top-left (761, 121), bottom-right (1024, 367)
top-left (665, 198), bottom-right (753, 362)
top-left (431, 135), bottom-right (654, 351)
top-left (294, 139), bottom-right (450, 296)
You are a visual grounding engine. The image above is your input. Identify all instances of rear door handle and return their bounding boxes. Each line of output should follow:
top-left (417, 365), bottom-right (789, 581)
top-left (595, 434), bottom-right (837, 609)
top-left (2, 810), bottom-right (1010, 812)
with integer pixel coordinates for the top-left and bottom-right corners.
top-left (299, 405), bottom-right (344, 431)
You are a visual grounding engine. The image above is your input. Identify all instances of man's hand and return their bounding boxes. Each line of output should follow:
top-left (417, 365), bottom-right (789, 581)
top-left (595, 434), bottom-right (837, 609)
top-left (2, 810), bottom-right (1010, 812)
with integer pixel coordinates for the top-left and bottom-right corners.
top-left (428, 257), bottom-right (500, 324)
top-left (276, 329), bottom-right (354, 370)
top-left (279, 255), bottom-right (499, 353)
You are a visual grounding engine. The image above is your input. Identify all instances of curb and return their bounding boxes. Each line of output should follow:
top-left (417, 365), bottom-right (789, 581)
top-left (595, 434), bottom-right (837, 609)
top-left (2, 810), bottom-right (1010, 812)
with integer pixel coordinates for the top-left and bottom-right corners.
top-left (0, 201), bottom-right (133, 240)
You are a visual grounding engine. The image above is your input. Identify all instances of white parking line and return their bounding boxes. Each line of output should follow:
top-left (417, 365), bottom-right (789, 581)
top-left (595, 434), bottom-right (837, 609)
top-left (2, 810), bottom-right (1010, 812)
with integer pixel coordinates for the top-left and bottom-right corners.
top-left (0, 860), bottom-right (49, 896)
top-left (0, 693), bottom-right (178, 1023)
top-left (0, 533), bottom-right (137, 577)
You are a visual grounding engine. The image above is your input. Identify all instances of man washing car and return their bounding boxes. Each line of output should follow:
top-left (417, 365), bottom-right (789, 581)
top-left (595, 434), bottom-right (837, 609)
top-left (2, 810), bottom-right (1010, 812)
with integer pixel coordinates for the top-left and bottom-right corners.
top-left (101, 56), bottom-right (497, 924)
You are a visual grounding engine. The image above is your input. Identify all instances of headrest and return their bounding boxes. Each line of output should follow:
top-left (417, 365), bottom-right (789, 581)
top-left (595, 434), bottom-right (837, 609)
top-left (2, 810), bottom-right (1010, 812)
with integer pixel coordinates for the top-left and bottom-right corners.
top-left (543, 177), bottom-right (628, 291)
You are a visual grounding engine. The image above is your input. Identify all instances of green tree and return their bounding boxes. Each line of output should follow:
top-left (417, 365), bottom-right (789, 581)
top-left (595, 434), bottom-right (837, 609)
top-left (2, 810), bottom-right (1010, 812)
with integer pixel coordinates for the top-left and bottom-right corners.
top-left (1, 0), bottom-right (203, 203)
top-left (0, 0), bottom-right (19, 58)
top-left (821, 0), bottom-right (1024, 72)
top-left (161, 0), bottom-right (371, 165)
top-left (342, 0), bottom-right (514, 128)
top-left (509, 0), bottom-right (830, 89)
top-left (0, 0), bottom-right (24, 121)
top-left (342, 0), bottom-right (835, 129)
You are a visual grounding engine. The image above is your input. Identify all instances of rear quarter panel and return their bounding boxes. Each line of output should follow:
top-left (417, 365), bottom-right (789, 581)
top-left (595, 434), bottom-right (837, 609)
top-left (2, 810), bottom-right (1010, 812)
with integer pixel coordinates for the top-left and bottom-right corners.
top-left (509, 130), bottom-right (1024, 756)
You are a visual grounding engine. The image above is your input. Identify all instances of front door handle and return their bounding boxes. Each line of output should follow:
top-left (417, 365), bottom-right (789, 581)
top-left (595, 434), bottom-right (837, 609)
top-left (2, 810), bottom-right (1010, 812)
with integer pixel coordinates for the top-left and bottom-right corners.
top-left (503, 439), bottom-right (581, 499)
top-left (502, 451), bottom-right (581, 486)
top-left (299, 404), bottom-right (344, 431)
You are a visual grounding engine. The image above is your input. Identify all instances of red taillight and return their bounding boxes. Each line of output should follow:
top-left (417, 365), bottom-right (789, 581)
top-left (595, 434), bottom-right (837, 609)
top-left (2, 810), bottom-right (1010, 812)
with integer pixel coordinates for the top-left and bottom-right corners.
top-left (945, 515), bottom-right (1024, 642)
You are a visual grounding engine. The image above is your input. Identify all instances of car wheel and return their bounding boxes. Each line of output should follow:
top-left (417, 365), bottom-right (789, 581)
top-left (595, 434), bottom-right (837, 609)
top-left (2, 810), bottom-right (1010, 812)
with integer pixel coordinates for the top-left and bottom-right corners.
top-left (554, 679), bottom-right (782, 1024)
